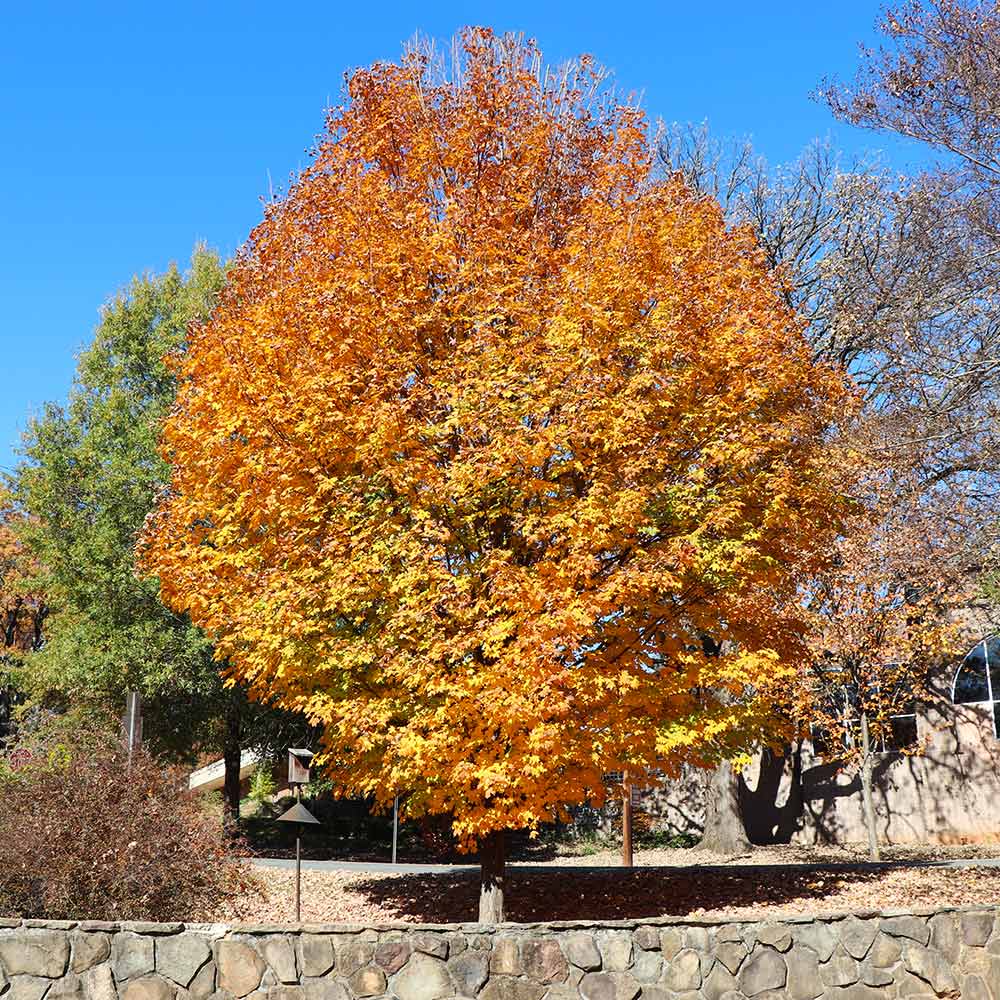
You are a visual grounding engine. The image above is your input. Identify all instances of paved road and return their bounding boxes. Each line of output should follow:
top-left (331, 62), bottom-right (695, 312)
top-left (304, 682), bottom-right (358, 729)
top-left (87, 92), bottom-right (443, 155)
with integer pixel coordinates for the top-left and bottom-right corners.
top-left (251, 856), bottom-right (1000, 874)
top-left (252, 858), bottom-right (476, 874)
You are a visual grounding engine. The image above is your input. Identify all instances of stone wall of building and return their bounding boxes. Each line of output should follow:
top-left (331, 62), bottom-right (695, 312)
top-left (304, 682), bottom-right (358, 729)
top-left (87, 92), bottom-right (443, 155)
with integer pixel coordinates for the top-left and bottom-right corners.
top-left (1, 905), bottom-right (999, 1000)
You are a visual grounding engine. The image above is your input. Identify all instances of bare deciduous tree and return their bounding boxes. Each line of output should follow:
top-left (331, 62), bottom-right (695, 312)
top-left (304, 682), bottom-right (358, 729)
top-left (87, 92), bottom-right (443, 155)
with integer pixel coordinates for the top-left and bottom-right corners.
top-left (659, 110), bottom-right (1000, 851)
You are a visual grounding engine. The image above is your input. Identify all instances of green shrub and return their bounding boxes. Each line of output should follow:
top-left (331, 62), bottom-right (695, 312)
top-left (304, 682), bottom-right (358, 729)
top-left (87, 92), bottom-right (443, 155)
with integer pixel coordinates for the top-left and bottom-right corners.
top-left (248, 767), bottom-right (277, 809)
top-left (0, 725), bottom-right (260, 920)
top-left (636, 829), bottom-right (700, 850)
top-left (304, 774), bottom-right (333, 802)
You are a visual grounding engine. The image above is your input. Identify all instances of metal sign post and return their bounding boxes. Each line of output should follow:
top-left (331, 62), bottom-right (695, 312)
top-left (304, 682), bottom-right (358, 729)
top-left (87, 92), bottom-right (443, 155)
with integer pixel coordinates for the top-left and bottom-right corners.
top-left (278, 747), bottom-right (319, 921)
top-left (392, 794), bottom-right (399, 864)
top-left (122, 691), bottom-right (142, 768)
top-left (277, 798), bottom-right (320, 921)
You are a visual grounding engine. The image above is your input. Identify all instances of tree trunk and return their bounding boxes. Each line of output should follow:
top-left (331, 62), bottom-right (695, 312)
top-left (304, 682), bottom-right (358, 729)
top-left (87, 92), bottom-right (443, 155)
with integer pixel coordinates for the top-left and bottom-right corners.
top-left (859, 712), bottom-right (881, 861)
top-left (478, 830), bottom-right (505, 923)
top-left (699, 760), bottom-right (752, 855)
top-left (222, 699), bottom-right (243, 835)
top-left (0, 686), bottom-right (11, 743)
top-left (622, 777), bottom-right (634, 868)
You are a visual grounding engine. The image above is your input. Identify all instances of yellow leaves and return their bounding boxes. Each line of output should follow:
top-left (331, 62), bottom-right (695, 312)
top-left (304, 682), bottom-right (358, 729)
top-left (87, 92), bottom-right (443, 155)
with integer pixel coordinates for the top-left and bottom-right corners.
top-left (141, 29), bottom-right (849, 845)
top-left (0, 508), bottom-right (46, 657)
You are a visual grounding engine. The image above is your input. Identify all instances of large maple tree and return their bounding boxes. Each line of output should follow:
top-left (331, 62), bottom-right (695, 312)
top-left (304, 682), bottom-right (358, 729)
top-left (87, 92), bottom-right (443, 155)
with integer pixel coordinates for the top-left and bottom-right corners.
top-left (142, 31), bottom-right (849, 918)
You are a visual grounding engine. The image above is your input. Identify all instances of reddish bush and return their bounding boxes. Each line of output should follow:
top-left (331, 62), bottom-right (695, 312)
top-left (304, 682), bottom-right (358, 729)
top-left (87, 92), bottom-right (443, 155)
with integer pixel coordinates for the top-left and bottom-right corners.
top-left (0, 725), bottom-right (260, 920)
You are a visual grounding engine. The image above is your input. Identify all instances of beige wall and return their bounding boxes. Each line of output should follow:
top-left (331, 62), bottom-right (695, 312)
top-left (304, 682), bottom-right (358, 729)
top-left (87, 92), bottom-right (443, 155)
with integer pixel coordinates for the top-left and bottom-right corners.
top-left (637, 674), bottom-right (1000, 846)
top-left (785, 699), bottom-right (1000, 846)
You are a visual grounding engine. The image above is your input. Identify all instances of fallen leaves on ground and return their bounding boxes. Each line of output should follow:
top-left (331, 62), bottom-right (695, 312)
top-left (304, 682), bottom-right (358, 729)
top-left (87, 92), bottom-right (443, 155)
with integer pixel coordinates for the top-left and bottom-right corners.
top-left (224, 858), bottom-right (1000, 926)
top-left (542, 842), bottom-right (1000, 867)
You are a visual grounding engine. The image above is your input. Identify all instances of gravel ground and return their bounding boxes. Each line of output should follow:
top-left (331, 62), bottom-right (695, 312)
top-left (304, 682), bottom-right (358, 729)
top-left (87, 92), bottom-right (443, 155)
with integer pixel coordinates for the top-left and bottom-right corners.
top-left (223, 841), bottom-right (1000, 925)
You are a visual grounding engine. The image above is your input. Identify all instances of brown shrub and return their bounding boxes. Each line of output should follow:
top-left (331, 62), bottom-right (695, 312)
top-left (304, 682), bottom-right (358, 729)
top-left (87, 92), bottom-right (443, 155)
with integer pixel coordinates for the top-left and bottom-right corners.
top-left (0, 724), bottom-right (262, 920)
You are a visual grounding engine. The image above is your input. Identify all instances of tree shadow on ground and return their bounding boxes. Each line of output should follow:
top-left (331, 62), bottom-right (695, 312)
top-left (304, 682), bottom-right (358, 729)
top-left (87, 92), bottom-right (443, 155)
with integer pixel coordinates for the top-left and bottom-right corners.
top-left (347, 865), bottom-right (889, 923)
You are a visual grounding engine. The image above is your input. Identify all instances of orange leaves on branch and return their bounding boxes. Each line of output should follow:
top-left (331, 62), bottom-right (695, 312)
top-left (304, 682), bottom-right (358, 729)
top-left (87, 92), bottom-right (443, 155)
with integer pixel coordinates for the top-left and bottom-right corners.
top-left (0, 497), bottom-right (46, 658)
top-left (796, 453), bottom-right (972, 768)
top-left (141, 29), bottom-right (849, 845)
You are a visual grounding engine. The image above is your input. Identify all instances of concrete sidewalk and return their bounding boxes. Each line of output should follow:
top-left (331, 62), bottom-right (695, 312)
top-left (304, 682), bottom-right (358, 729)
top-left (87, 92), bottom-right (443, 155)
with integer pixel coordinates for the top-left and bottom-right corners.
top-left (252, 858), bottom-right (475, 874)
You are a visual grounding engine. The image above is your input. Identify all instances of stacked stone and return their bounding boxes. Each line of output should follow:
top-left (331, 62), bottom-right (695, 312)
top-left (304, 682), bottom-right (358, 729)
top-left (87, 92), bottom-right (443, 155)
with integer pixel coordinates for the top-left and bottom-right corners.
top-left (0, 906), bottom-right (999, 1000)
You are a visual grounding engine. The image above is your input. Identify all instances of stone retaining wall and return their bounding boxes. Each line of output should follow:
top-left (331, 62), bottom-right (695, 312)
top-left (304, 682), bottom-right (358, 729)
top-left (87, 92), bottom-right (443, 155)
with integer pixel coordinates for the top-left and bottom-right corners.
top-left (1, 906), bottom-right (999, 1000)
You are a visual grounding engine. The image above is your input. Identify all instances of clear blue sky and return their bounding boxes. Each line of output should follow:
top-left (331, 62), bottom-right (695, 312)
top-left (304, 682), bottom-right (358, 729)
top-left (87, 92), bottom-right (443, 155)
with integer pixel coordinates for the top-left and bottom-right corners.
top-left (0, 1), bottom-right (923, 475)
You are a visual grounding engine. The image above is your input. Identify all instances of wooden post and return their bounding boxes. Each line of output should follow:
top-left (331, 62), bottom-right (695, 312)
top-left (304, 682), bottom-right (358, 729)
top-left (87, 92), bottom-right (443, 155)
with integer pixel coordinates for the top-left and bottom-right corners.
top-left (622, 774), bottom-right (634, 868)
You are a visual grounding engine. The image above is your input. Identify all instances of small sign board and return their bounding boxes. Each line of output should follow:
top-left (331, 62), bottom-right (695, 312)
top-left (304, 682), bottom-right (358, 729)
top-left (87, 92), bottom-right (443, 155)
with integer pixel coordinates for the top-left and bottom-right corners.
top-left (288, 748), bottom-right (314, 786)
top-left (277, 801), bottom-right (320, 825)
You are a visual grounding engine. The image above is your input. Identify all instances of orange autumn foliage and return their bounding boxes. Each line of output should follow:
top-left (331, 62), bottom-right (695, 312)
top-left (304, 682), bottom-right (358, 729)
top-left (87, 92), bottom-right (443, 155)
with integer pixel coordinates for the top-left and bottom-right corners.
top-left (141, 30), bottom-right (850, 845)
top-left (0, 497), bottom-right (46, 659)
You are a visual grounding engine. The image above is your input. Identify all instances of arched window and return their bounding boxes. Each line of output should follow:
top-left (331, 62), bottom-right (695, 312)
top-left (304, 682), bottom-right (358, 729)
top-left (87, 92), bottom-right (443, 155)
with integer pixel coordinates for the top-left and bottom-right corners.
top-left (952, 637), bottom-right (1000, 738)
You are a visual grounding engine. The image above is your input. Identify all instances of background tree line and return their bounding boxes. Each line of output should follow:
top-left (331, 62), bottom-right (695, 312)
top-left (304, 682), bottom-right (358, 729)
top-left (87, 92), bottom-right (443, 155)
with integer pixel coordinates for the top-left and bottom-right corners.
top-left (1, 249), bottom-right (314, 827)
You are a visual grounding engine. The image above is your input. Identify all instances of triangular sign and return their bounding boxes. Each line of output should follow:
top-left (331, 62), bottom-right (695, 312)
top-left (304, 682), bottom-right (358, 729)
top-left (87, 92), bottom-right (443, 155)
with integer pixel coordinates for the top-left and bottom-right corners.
top-left (277, 801), bottom-right (321, 825)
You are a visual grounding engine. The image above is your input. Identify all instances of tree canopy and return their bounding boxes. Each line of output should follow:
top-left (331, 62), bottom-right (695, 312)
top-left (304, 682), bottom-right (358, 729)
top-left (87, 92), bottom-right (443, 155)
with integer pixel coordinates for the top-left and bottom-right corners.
top-left (142, 31), bottom-right (850, 850)
top-left (661, 123), bottom-right (988, 850)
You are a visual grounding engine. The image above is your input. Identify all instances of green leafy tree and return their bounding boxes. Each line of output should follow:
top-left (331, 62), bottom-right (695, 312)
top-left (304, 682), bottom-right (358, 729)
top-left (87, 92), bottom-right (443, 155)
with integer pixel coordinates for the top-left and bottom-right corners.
top-left (11, 247), bottom-right (311, 826)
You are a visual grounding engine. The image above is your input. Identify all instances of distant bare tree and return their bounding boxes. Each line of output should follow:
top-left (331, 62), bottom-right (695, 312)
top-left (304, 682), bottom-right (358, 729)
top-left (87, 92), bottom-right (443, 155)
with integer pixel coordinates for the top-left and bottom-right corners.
top-left (823, 0), bottom-right (1000, 223)
top-left (661, 118), bottom-right (1000, 525)
top-left (658, 118), bottom-right (1000, 851)
top-left (816, 0), bottom-right (1000, 531)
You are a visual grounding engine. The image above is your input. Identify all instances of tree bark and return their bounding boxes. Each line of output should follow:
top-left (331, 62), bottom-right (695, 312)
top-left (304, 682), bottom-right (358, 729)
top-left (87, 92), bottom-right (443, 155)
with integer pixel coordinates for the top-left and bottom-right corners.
top-left (222, 699), bottom-right (243, 835)
top-left (622, 776), bottom-right (634, 868)
top-left (859, 712), bottom-right (881, 861)
top-left (478, 830), bottom-right (505, 923)
top-left (0, 686), bottom-right (11, 743)
top-left (699, 760), bottom-right (752, 855)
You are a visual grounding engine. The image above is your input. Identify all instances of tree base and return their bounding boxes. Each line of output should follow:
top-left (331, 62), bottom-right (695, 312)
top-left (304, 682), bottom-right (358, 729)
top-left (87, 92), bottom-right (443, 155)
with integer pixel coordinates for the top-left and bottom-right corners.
top-left (699, 760), bottom-right (752, 855)
top-left (478, 830), bottom-right (505, 923)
